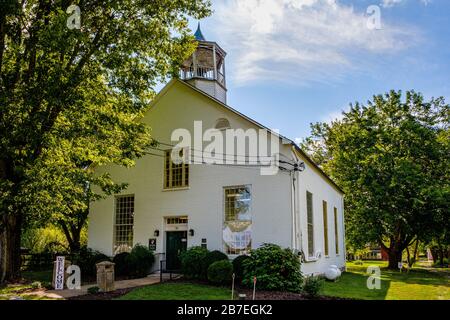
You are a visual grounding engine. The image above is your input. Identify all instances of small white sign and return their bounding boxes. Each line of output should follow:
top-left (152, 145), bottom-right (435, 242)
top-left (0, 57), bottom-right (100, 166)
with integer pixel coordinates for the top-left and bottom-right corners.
top-left (398, 262), bottom-right (403, 270)
top-left (55, 256), bottom-right (65, 290)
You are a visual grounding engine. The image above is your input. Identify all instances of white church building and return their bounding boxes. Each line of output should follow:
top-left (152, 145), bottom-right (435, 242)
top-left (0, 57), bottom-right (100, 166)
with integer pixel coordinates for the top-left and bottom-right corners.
top-left (88, 26), bottom-right (346, 276)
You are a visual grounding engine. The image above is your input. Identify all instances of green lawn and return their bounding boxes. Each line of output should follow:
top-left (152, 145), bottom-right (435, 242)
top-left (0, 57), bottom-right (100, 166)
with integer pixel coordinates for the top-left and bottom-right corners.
top-left (322, 260), bottom-right (450, 300)
top-left (117, 282), bottom-right (232, 300)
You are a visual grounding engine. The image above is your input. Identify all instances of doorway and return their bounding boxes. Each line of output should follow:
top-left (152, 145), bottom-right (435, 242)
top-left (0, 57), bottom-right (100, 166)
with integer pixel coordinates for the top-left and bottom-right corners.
top-left (165, 231), bottom-right (187, 271)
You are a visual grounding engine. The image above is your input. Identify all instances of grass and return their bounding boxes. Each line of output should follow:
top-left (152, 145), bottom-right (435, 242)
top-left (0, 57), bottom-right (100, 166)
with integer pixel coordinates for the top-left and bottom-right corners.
top-left (322, 260), bottom-right (450, 300)
top-left (0, 283), bottom-right (55, 300)
top-left (117, 282), bottom-right (232, 300)
top-left (0, 269), bottom-right (55, 300)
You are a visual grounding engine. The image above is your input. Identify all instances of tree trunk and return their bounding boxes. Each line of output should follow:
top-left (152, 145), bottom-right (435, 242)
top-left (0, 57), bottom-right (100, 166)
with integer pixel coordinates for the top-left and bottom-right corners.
top-left (0, 213), bottom-right (23, 283)
top-left (387, 249), bottom-right (403, 270)
top-left (59, 220), bottom-right (83, 254)
top-left (407, 240), bottom-right (419, 269)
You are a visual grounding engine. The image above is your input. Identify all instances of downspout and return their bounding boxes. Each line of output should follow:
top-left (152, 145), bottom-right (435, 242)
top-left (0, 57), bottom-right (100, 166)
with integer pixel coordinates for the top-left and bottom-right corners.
top-left (341, 195), bottom-right (347, 270)
top-left (290, 170), bottom-right (296, 250)
top-left (290, 146), bottom-right (301, 252)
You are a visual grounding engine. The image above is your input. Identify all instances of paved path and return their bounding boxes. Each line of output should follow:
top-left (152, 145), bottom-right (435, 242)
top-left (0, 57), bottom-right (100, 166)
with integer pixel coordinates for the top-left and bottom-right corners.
top-left (29, 274), bottom-right (179, 299)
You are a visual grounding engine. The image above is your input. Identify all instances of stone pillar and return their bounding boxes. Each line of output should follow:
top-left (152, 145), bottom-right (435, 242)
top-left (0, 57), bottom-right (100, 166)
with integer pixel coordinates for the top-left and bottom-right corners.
top-left (96, 261), bottom-right (115, 292)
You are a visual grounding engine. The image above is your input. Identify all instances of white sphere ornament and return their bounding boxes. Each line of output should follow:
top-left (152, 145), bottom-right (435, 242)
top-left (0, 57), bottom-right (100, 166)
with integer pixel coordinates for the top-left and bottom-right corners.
top-left (325, 266), bottom-right (341, 281)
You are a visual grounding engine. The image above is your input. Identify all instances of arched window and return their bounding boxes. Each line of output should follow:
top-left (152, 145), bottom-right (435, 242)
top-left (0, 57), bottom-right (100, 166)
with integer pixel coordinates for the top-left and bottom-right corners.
top-left (215, 118), bottom-right (231, 130)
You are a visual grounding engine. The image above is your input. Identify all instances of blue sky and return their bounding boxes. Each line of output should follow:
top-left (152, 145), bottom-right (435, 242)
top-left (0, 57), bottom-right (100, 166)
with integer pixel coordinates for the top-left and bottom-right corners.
top-left (181, 0), bottom-right (450, 141)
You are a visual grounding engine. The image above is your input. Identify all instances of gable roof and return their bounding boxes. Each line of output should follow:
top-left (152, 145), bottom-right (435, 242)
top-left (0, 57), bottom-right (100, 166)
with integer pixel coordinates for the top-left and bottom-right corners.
top-left (149, 78), bottom-right (344, 195)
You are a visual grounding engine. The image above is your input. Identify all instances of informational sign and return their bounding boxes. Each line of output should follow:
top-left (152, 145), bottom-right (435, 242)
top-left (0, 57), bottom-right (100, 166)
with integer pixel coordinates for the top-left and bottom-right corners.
top-left (398, 262), bottom-right (403, 270)
top-left (148, 238), bottom-right (157, 251)
top-left (54, 256), bottom-right (65, 290)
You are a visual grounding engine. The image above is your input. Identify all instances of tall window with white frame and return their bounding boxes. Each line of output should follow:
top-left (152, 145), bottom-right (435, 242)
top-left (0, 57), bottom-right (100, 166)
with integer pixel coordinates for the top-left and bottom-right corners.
top-left (114, 195), bottom-right (134, 254)
top-left (164, 149), bottom-right (189, 189)
top-left (334, 207), bottom-right (339, 255)
top-left (323, 200), bottom-right (329, 257)
top-left (306, 191), bottom-right (314, 257)
top-left (223, 186), bottom-right (252, 255)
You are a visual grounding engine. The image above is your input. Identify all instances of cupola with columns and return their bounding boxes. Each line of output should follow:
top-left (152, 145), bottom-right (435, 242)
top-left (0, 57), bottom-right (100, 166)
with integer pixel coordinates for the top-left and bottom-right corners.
top-left (180, 23), bottom-right (227, 104)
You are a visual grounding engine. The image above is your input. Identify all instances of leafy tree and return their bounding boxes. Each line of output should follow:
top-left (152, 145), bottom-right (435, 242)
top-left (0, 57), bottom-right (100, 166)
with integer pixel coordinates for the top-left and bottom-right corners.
top-left (302, 91), bottom-right (449, 269)
top-left (0, 0), bottom-right (211, 282)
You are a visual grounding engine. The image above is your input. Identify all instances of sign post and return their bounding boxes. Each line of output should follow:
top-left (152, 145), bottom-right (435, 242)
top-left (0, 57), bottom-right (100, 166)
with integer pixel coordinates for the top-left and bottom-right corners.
top-left (54, 256), bottom-right (65, 290)
top-left (231, 273), bottom-right (235, 301)
top-left (398, 262), bottom-right (403, 273)
top-left (252, 276), bottom-right (257, 301)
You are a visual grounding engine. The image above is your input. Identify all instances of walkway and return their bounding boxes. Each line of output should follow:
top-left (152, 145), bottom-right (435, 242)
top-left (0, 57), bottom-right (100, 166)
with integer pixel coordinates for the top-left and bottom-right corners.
top-left (27, 273), bottom-right (180, 299)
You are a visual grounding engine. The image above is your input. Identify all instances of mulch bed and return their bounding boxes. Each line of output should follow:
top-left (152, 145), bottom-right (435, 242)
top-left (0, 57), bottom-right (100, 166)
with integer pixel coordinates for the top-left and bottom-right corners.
top-left (68, 287), bottom-right (137, 300)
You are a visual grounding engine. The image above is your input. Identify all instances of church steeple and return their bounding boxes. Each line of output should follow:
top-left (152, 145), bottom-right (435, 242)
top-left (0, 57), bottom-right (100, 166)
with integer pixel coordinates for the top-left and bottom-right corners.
top-left (179, 24), bottom-right (227, 104)
top-left (194, 23), bottom-right (206, 41)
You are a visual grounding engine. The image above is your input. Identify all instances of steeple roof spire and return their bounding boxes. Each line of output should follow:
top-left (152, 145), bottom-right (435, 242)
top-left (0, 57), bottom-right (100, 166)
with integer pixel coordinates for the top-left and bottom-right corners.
top-left (194, 22), bottom-right (206, 41)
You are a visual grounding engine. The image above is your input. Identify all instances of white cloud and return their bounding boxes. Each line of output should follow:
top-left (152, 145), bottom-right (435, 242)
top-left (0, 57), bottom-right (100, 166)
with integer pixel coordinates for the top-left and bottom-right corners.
top-left (210, 0), bottom-right (420, 86)
top-left (382, 0), bottom-right (404, 8)
top-left (382, 0), bottom-right (432, 7)
top-left (321, 109), bottom-right (346, 124)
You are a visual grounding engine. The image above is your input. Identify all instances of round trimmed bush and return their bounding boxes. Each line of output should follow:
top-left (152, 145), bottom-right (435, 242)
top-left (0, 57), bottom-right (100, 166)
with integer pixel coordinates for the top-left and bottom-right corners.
top-left (242, 243), bottom-right (303, 293)
top-left (113, 252), bottom-right (131, 277)
top-left (202, 250), bottom-right (228, 278)
top-left (128, 245), bottom-right (155, 278)
top-left (232, 255), bottom-right (251, 281)
top-left (207, 260), bottom-right (233, 285)
top-left (180, 246), bottom-right (209, 279)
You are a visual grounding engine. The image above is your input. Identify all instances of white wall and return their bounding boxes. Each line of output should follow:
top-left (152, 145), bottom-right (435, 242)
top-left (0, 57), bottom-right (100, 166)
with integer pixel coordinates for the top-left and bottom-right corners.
top-left (88, 80), bottom-right (292, 258)
top-left (295, 157), bottom-right (346, 275)
top-left (88, 79), bottom-right (345, 276)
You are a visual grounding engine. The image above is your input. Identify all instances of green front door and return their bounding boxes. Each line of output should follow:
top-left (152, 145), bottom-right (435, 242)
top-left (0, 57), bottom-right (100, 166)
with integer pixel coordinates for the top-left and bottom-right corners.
top-left (166, 231), bottom-right (187, 271)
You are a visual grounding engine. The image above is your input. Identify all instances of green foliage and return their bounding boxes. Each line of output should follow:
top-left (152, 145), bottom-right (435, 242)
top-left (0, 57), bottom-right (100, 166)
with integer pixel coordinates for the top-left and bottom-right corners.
top-left (127, 245), bottom-right (155, 278)
top-left (30, 281), bottom-right (42, 290)
top-left (303, 90), bottom-right (449, 266)
top-left (27, 252), bottom-right (54, 271)
top-left (433, 258), bottom-right (449, 268)
top-left (302, 276), bottom-right (324, 298)
top-left (21, 225), bottom-right (69, 254)
top-left (207, 260), bottom-right (233, 285)
top-left (71, 247), bottom-right (110, 279)
top-left (202, 250), bottom-right (228, 278)
top-left (232, 255), bottom-right (251, 281)
top-left (0, 0), bottom-right (212, 281)
top-left (113, 252), bottom-right (131, 278)
top-left (87, 286), bottom-right (100, 295)
top-left (180, 246), bottom-right (209, 279)
top-left (242, 244), bottom-right (303, 293)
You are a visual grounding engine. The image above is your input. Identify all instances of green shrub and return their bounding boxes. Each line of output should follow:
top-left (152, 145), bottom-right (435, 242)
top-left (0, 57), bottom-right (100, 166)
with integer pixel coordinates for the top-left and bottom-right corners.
top-left (202, 250), bottom-right (228, 278)
top-left (207, 260), bottom-right (233, 285)
top-left (87, 286), bottom-right (100, 294)
top-left (28, 252), bottom-right (54, 271)
top-left (354, 260), bottom-right (364, 265)
top-left (30, 281), bottom-right (42, 290)
top-left (128, 245), bottom-right (155, 278)
top-left (302, 276), bottom-right (324, 298)
top-left (72, 246), bottom-right (111, 278)
top-left (180, 246), bottom-right (209, 279)
top-left (433, 258), bottom-right (449, 268)
top-left (113, 252), bottom-right (131, 277)
top-left (242, 243), bottom-right (303, 293)
top-left (232, 255), bottom-right (250, 281)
